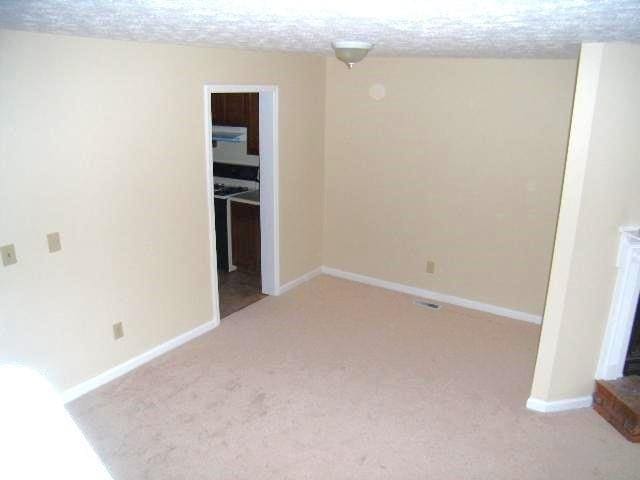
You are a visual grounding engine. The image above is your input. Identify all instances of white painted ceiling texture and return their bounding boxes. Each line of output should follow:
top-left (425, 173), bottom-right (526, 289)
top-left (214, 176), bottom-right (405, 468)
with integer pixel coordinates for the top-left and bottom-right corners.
top-left (1, 0), bottom-right (639, 58)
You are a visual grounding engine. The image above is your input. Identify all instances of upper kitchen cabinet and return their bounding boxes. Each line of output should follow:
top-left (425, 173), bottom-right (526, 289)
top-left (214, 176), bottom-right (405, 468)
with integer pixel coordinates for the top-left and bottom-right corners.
top-left (213, 93), bottom-right (247, 126)
top-left (212, 92), bottom-right (259, 155)
top-left (246, 93), bottom-right (259, 156)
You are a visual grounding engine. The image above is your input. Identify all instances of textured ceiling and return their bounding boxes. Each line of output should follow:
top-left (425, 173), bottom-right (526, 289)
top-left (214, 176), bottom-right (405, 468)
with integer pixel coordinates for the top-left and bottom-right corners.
top-left (1, 0), bottom-right (639, 58)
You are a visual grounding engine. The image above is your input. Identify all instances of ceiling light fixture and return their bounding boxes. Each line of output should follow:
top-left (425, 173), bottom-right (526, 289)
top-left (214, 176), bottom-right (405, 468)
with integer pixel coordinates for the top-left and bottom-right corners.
top-left (331, 41), bottom-right (373, 69)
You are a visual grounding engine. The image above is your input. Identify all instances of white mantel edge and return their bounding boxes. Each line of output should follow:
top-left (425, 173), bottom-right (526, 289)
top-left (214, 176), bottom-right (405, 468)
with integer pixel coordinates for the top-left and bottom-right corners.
top-left (595, 225), bottom-right (640, 380)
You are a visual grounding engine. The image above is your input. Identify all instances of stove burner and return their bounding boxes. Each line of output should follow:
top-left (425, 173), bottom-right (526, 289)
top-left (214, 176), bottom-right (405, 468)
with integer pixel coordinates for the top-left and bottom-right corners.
top-left (214, 184), bottom-right (249, 196)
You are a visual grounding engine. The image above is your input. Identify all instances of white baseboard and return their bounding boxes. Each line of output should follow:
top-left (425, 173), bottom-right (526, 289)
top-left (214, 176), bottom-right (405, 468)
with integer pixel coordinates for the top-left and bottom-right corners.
top-left (61, 319), bottom-right (218, 404)
top-left (526, 395), bottom-right (593, 413)
top-left (321, 266), bottom-right (542, 325)
top-left (60, 266), bottom-right (540, 404)
top-left (277, 267), bottom-right (323, 295)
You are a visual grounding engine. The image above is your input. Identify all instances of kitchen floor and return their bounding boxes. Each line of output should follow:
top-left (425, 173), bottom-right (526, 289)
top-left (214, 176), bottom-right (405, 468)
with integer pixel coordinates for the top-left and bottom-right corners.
top-left (217, 269), bottom-right (266, 318)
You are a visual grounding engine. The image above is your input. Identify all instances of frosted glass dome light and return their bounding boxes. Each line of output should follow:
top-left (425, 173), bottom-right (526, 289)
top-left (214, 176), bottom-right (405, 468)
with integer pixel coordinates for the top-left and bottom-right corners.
top-left (332, 41), bottom-right (373, 69)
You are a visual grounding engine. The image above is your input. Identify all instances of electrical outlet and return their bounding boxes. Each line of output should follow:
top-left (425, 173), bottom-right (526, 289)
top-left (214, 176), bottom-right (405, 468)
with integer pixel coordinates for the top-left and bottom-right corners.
top-left (113, 322), bottom-right (124, 340)
top-left (47, 232), bottom-right (62, 253)
top-left (1, 244), bottom-right (17, 267)
top-left (426, 260), bottom-right (436, 274)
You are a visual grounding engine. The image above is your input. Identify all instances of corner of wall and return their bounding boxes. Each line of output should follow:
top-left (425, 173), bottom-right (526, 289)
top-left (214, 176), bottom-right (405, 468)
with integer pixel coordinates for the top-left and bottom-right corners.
top-left (320, 55), bottom-right (333, 267)
top-left (529, 43), bottom-right (605, 403)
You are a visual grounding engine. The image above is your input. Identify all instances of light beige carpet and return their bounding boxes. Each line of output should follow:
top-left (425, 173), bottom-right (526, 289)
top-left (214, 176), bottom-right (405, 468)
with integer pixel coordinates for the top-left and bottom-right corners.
top-left (68, 275), bottom-right (640, 479)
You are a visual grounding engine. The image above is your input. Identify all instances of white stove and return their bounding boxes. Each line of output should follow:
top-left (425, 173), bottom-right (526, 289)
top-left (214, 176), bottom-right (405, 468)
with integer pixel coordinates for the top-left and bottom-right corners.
top-left (213, 176), bottom-right (259, 199)
top-left (214, 183), bottom-right (249, 198)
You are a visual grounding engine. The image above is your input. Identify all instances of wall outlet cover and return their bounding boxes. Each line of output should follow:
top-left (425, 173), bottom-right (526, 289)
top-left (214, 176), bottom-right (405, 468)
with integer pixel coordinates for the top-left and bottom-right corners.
top-left (113, 322), bottom-right (124, 340)
top-left (47, 232), bottom-right (62, 253)
top-left (426, 260), bottom-right (436, 274)
top-left (1, 244), bottom-right (17, 266)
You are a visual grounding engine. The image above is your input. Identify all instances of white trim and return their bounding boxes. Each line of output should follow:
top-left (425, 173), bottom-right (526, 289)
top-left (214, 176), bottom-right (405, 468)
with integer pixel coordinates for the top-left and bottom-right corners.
top-left (596, 226), bottom-right (640, 380)
top-left (321, 266), bottom-right (542, 324)
top-left (203, 88), bottom-right (222, 327)
top-left (61, 320), bottom-right (217, 403)
top-left (207, 84), bottom-right (275, 94)
top-left (258, 87), bottom-right (280, 295)
top-left (277, 267), bottom-right (323, 295)
top-left (246, 265), bottom-right (542, 324)
top-left (58, 264), bottom-right (542, 403)
top-left (204, 85), bottom-right (280, 308)
top-left (526, 395), bottom-right (592, 413)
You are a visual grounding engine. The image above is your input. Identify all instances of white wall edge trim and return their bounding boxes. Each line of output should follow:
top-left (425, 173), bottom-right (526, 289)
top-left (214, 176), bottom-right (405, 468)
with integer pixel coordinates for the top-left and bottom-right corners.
top-left (60, 319), bottom-right (218, 404)
top-left (321, 266), bottom-right (542, 324)
top-left (277, 267), bottom-right (323, 295)
top-left (595, 226), bottom-right (640, 379)
top-left (526, 395), bottom-right (593, 413)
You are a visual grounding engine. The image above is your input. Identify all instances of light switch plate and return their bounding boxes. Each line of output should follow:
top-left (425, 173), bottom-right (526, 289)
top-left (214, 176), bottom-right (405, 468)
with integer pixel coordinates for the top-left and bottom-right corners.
top-left (113, 322), bottom-right (124, 340)
top-left (1, 244), bottom-right (17, 266)
top-left (426, 260), bottom-right (436, 274)
top-left (47, 232), bottom-right (62, 253)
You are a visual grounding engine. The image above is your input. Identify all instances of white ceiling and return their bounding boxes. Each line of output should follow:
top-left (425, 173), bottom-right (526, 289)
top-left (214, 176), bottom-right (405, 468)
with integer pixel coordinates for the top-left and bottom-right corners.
top-left (1, 0), bottom-right (639, 58)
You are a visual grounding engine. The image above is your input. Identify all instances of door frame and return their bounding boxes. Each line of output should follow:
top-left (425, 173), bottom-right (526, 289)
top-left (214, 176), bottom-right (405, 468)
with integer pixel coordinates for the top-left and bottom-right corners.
top-left (203, 84), bottom-right (280, 323)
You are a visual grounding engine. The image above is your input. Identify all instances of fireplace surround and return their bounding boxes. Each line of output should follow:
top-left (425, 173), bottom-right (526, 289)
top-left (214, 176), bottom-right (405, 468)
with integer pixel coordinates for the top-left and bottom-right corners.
top-left (596, 226), bottom-right (640, 380)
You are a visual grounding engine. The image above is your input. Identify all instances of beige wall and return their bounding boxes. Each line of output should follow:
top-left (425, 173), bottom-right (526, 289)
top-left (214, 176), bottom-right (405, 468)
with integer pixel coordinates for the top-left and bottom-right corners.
top-left (0, 28), bottom-right (590, 398)
top-left (530, 43), bottom-right (640, 401)
top-left (0, 29), bottom-right (325, 391)
top-left (323, 57), bottom-right (577, 315)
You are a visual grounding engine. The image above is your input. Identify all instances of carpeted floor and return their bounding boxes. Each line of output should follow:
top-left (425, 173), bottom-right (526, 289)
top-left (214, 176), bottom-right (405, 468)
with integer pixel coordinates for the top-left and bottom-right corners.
top-left (68, 275), bottom-right (640, 479)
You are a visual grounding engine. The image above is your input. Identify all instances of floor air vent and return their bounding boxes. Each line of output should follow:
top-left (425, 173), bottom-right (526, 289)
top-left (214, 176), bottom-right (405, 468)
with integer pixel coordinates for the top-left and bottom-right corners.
top-left (414, 299), bottom-right (441, 310)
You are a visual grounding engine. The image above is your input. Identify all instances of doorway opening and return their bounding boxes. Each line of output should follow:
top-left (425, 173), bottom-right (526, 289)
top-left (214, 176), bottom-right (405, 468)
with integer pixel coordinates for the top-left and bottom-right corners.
top-left (203, 85), bottom-right (279, 321)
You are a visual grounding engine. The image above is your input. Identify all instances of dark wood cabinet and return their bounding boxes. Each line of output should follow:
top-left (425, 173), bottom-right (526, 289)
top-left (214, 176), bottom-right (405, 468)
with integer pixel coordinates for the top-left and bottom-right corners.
top-left (211, 92), bottom-right (259, 155)
top-left (231, 202), bottom-right (260, 273)
top-left (246, 92), bottom-right (259, 155)
top-left (212, 94), bottom-right (226, 125)
top-left (214, 198), bottom-right (229, 271)
top-left (212, 93), bottom-right (246, 127)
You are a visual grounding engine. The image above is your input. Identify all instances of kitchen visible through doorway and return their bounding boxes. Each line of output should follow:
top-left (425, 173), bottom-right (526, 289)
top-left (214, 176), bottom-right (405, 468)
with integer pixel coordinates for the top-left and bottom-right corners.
top-left (205, 86), bottom-right (279, 321)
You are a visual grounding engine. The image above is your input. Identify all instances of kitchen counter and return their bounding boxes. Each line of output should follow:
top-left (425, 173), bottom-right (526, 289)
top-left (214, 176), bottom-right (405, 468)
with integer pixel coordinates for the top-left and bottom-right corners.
top-left (229, 189), bottom-right (260, 206)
